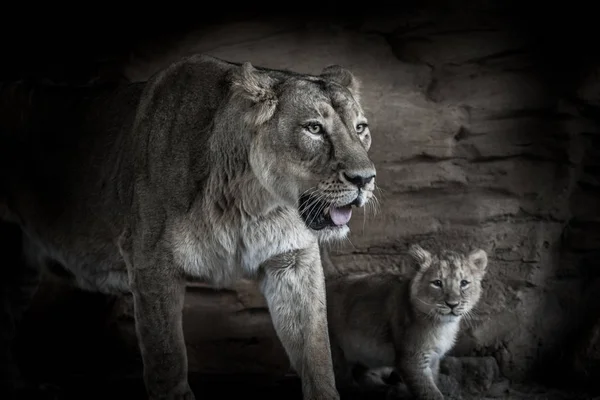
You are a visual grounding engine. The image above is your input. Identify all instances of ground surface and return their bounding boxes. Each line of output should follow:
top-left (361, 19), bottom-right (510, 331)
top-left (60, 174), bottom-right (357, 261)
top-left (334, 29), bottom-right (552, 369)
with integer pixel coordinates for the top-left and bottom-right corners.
top-left (14, 374), bottom-right (598, 400)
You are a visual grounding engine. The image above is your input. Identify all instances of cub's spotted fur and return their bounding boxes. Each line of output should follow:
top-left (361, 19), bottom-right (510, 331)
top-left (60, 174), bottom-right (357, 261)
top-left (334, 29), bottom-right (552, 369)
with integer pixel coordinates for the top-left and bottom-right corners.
top-left (326, 244), bottom-right (489, 400)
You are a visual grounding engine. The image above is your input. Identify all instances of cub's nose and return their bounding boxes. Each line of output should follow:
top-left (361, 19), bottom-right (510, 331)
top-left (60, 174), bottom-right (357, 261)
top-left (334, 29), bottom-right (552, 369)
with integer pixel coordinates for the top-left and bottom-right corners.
top-left (342, 170), bottom-right (376, 189)
top-left (445, 301), bottom-right (459, 309)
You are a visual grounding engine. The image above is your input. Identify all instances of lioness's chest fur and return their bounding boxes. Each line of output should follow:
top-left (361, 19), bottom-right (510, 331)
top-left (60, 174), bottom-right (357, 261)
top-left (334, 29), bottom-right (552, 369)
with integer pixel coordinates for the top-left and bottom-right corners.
top-left (170, 205), bottom-right (315, 287)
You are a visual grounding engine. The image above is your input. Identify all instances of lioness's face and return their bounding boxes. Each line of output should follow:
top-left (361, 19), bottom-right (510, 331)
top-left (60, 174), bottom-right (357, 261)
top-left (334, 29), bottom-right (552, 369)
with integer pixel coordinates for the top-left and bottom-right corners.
top-left (236, 63), bottom-right (376, 242)
top-left (408, 245), bottom-right (489, 322)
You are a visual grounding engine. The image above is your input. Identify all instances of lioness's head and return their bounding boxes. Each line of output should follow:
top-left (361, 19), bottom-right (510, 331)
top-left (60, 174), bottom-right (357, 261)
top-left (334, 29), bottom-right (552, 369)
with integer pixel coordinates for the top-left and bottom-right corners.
top-left (230, 62), bottom-right (376, 241)
top-left (407, 244), bottom-right (488, 322)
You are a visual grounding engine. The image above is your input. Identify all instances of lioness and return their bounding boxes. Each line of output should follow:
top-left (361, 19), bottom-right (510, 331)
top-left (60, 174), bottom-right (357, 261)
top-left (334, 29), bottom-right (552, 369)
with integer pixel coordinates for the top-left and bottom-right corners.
top-left (0, 55), bottom-right (376, 400)
top-left (326, 244), bottom-right (488, 400)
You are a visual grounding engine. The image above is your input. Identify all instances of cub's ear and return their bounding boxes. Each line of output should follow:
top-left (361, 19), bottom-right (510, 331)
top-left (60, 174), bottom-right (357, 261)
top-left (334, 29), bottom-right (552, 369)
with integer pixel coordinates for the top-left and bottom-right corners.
top-left (468, 249), bottom-right (488, 277)
top-left (230, 62), bottom-right (278, 126)
top-left (408, 244), bottom-right (432, 271)
top-left (320, 65), bottom-right (360, 101)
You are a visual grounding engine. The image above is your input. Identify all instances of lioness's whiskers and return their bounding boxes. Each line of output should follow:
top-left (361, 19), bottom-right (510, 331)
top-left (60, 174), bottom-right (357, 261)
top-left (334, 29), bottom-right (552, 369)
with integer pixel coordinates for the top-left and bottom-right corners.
top-left (371, 192), bottom-right (381, 216)
top-left (303, 193), bottom-right (325, 216)
top-left (297, 188), bottom-right (316, 206)
top-left (375, 184), bottom-right (386, 202)
top-left (367, 200), bottom-right (377, 220)
top-left (298, 191), bottom-right (326, 216)
top-left (302, 192), bottom-right (327, 226)
top-left (307, 197), bottom-right (330, 228)
top-left (362, 202), bottom-right (367, 233)
top-left (297, 186), bottom-right (318, 206)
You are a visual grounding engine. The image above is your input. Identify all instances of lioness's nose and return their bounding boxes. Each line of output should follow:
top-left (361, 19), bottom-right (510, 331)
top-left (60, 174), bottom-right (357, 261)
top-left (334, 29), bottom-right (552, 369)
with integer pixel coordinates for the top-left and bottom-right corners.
top-left (342, 170), bottom-right (376, 189)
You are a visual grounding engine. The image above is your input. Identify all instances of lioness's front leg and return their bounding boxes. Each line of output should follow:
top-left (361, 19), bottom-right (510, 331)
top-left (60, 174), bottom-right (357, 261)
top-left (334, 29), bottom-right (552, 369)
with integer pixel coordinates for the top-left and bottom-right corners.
top-left (259, 246), bottom-right (339, 400)
top-left (119, 230), bottom-right (193, 400)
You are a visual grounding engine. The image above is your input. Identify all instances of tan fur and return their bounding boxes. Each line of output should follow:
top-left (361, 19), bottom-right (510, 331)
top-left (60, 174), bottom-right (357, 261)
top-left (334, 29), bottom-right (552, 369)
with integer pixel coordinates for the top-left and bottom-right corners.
top-left (326, 244), bottom-right (489, 400)
top-left (0, 55), bottom-right (377, 400)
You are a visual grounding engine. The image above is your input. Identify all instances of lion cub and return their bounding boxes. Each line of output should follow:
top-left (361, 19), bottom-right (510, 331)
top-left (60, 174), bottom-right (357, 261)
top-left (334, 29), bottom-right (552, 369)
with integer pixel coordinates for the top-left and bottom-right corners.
top-left (326, 244), bottom-right (489, 400)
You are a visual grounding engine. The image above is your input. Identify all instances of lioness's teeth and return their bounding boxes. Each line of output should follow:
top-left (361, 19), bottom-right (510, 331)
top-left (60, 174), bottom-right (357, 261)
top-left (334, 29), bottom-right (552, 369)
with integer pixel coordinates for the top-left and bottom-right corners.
top-left (323, 206), bottom-right (330, 216)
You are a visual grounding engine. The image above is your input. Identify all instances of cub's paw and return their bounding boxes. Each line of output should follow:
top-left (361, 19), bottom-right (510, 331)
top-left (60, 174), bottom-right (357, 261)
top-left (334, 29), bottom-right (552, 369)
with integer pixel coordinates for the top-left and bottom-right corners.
top-left (149, 391), bottom-right (195, 400)
top-left (360, 366), bottom-right (397, 387)
top-left (384, 384), bottom-right (412, 400)
top-left (148, 381), bottom-right (196, 400)
top-left (307, 395), bottom-right (340, 400)
top-left (426, 390), bottom-right (446, 400)
top-left (405, 388), bottom-right (445, 400)
top-left (36, 382), bottom-right (64, 400)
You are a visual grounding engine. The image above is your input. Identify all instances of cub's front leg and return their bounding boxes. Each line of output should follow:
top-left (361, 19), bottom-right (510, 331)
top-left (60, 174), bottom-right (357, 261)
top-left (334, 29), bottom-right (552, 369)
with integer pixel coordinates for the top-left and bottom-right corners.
top-left (119, 228), bottom-right (194, 400)
top-left (430, 355), bottom-right (441, 384)
top-left (259, 246), bottom-right (339, 400)
top-left (398, 354), bottom-right (444, 400)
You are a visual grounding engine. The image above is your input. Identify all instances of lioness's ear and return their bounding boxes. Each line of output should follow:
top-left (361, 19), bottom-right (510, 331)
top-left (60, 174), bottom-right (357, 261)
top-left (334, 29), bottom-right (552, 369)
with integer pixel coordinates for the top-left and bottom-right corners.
top-left (408, 244), bottom-right (432, 271)
top-left (320, 65), bottom-right (360, 101)
top-left (230, 62), bottom-right (278, 126)
top-left (468, 249), bottom-right (488, 277)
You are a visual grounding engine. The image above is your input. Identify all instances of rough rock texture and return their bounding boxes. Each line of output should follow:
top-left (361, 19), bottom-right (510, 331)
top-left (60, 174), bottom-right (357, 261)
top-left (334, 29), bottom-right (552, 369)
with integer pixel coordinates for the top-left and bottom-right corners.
top-left (7, 2), bottom-right (600, 398)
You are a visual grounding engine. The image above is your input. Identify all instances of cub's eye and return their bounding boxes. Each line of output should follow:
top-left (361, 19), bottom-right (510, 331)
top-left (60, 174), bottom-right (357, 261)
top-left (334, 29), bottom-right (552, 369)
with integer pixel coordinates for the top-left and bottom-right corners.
top-left (356, 123), bottom-right (368, 134)
top-left (460, 280), bottom-right (470, 288)
top-left (431, 280), bottom-right (443, 288)
top-left (305, 123), bottom-right (324, 135)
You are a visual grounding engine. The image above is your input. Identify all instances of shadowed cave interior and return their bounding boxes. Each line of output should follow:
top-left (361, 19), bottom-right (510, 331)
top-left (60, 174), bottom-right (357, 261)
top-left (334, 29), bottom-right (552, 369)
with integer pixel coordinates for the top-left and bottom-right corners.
top-left (1, 1), bottom-right (600, 399)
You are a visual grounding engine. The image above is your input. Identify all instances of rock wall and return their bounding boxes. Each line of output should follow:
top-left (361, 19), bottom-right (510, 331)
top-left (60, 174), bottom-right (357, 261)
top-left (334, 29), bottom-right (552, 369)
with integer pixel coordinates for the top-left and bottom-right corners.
top-left (12, 3), bottom-right (600, 392)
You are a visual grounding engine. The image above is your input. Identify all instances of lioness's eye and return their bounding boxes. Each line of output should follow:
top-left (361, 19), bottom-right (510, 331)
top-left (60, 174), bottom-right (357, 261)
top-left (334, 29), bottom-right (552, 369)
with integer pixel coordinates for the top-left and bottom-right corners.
top-left (306, 123), bottom-right (324, 135)
top-left (356, 123), bottom-right (368, 134)
top-left (431, 280), bottom-right (442, 288)
top-left (460, 280), bottom-right (470, 287)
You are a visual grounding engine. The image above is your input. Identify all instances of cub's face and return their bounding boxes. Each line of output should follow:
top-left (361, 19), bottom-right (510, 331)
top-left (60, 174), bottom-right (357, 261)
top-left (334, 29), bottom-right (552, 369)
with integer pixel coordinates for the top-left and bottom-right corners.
top-left (232, 63), bottom-right (376, 242)
top-left (407, 244), bottom-right (489, 322)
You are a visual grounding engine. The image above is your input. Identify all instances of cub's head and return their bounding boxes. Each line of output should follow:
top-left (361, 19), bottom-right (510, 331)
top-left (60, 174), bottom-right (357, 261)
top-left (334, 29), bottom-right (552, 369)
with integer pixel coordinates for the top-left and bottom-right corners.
top-left (407, 244), bottom-right (489, 322)
top-left (230, 62), bottom-right (376, 241)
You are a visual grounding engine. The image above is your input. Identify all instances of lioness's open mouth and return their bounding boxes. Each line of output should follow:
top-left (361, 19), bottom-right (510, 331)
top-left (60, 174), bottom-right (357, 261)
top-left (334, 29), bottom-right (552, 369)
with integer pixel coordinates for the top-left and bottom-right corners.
top-left (299, 194), bottom-right (354, 231)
